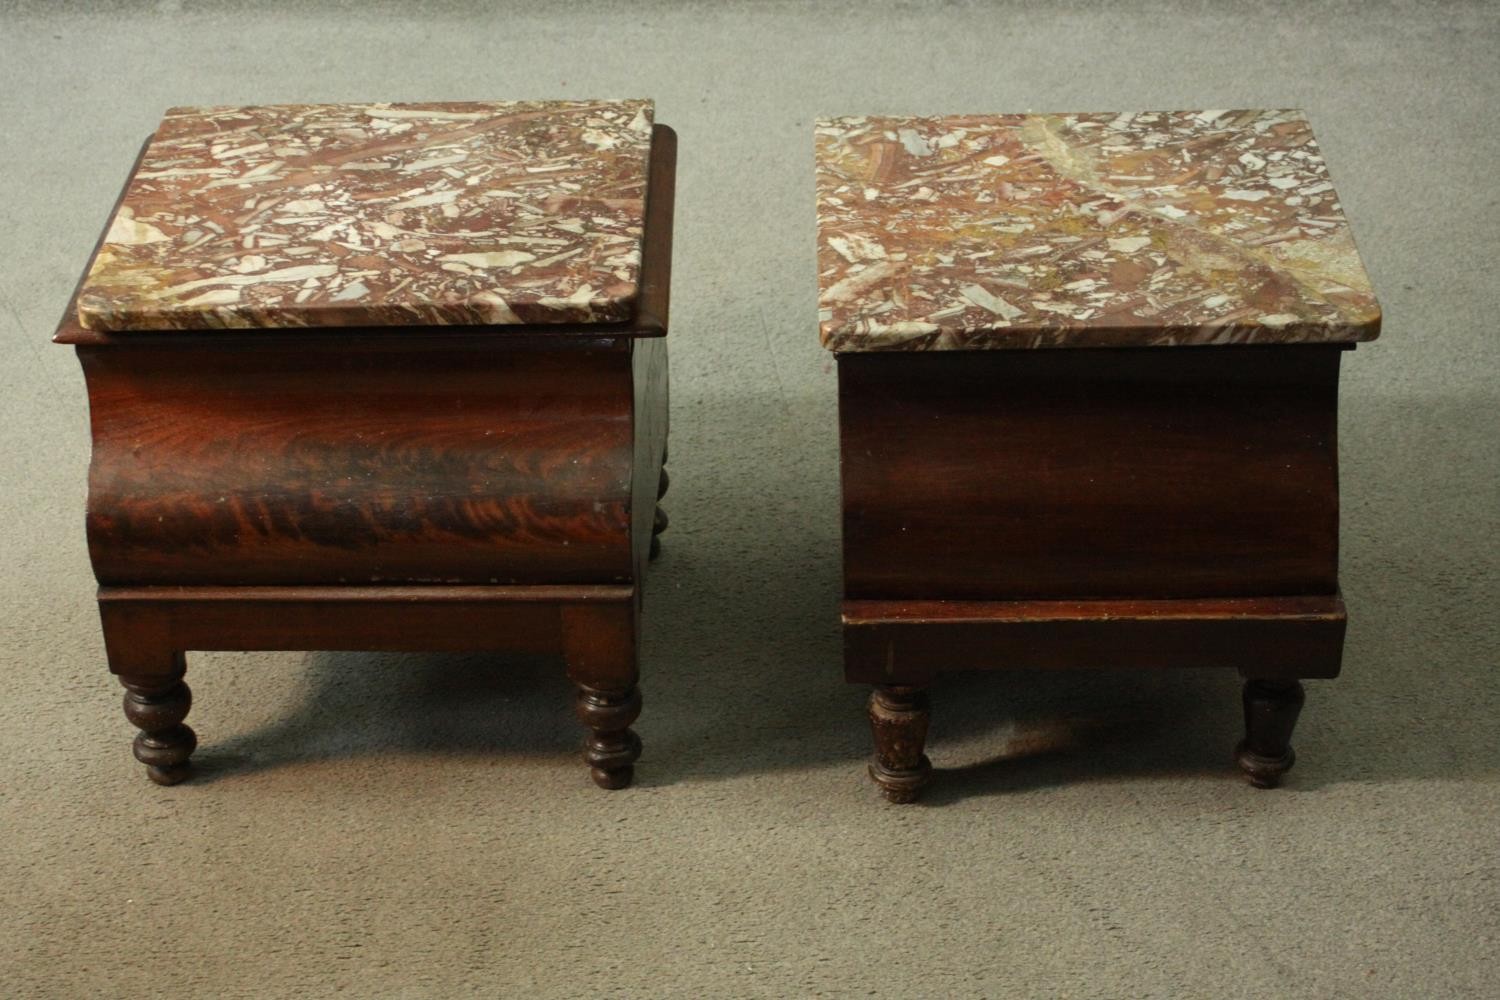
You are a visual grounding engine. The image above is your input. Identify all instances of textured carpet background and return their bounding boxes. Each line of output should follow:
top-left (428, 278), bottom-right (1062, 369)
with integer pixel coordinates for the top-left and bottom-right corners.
top-left (1, 2), bottom-right (1496, 997)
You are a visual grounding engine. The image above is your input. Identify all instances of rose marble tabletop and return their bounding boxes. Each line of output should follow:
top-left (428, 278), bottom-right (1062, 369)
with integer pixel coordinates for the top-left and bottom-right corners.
top-left (815, 109), bottom-right (1380, 351)
top-left (76, 99), bottom-right (655, 331)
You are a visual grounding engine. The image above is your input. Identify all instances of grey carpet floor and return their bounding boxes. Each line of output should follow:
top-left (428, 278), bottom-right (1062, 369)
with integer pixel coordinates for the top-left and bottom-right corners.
top-left (1, 2), bottom-right (1496, 997)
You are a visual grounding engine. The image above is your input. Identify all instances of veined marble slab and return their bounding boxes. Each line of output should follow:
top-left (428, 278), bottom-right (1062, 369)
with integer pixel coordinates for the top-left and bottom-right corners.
top-left (77, 99), bottom-right (654, 331)
top-left (815, 110), bottom-right (1380, 351)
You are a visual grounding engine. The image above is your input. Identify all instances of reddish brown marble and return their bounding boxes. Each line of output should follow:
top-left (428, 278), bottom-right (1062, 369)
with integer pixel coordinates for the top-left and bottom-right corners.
top-left (816, 109), bottom-right (1381, 351)
top-left (77, 100), bottom-right (654, 331)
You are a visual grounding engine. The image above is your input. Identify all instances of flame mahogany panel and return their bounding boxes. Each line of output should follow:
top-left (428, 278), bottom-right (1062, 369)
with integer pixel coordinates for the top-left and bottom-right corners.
top-left (838, 345), bottom-right (1343, 601)
top-left (79, 337), bottom-right (639, 586)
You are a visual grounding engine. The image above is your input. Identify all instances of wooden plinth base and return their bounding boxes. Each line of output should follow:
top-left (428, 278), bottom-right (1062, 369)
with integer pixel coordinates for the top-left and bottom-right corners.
top-left (844, 595), bottom-right (1343, 801)
top-left (98, 584), bottom-right (645, 788)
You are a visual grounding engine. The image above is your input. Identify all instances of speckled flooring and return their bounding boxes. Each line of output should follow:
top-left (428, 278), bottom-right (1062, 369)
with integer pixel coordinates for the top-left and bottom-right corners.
top-left (1, 2), bottom-right (1495, 997)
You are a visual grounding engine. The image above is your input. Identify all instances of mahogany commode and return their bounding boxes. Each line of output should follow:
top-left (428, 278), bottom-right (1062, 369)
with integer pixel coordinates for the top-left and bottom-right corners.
top-left (815, 109), bottom-right (1381, 801)
top-left (56, 99), bottom-right (676, 789)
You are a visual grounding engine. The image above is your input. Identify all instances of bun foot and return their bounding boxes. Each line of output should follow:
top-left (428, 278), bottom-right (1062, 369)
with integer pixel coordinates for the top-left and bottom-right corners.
top-left (1237, 678), bottom-right (1305, 789)
top-left (1236, 741), bottom-right (1296, 789)
top-left (121, 668), bottom-right (196, 786)
top-left (870, 757), bottom-right (933, 803)
top-left (576, 684), bottom-right (643, 790)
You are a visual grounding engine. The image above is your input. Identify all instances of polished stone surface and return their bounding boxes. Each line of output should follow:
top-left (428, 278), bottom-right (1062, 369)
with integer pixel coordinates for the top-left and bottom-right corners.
top-left (77, 99), bottom-right (654, 331)
top-left (816, 109), bottom-right (1381, 351)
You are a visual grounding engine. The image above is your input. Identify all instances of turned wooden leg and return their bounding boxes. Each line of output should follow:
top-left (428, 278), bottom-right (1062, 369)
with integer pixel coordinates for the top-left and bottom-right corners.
top-left (649, 463), bottom-right (669, 561)
top-left (562, 603), bottom-right (640, 789)
top-left (575, 684), bottom-right (643, 789)
top-left (868, 685), bottom-right (932, 803)
top-left (1236, 678), bottom-right (1305, 788)
top-left (119, 654), bottom-right (197, 786)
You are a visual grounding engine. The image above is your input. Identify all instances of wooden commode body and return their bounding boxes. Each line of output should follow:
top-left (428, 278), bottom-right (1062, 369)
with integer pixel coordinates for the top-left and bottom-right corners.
top-left (57, 100), bottom-right (676, 789)
top-left (814, 110), bottom-right (1380, 801)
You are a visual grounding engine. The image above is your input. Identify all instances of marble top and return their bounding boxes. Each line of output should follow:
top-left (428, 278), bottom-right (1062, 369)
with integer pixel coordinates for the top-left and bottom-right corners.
top-left (815, 110), bottom-right (1380, 351)
top-left (76, 99), bottom-right (654, 331)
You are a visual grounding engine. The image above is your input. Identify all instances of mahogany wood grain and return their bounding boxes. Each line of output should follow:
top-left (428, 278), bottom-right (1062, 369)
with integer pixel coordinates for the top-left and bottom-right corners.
top-left (838, 345), bottom-right (1343, 601)
top-left (78, 340), bottom-right (637, 586)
